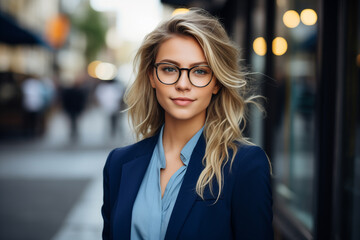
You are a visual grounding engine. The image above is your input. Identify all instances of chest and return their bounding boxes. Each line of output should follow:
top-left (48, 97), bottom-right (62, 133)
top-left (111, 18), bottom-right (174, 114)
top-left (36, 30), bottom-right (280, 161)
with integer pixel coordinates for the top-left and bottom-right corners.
top-left (160, 154), bottom-right (184, 197)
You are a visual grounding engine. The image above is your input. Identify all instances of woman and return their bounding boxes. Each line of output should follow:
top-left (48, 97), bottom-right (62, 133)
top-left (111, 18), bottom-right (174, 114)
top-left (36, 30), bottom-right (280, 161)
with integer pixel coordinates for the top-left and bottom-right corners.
top-left (102, 9), bottom-right (273, 240)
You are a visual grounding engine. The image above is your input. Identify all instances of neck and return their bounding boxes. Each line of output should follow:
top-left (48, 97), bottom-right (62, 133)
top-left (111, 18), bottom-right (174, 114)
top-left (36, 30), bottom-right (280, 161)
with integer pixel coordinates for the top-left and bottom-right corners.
top-left (162, 116), bottom-right (204, 152)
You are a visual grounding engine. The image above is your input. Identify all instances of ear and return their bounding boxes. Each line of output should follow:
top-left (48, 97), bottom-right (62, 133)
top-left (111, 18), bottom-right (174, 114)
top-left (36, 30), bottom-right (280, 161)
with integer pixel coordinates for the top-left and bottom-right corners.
top-left (212, 80), bottom-right (221, 94)
top-left (148, 69), bottom-right (156, 88)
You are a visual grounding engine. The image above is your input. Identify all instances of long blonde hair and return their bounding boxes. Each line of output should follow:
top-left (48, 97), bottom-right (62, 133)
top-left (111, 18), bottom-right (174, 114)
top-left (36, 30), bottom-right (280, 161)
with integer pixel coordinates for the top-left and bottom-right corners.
top-left (125, 9), bottom-right (261, 200)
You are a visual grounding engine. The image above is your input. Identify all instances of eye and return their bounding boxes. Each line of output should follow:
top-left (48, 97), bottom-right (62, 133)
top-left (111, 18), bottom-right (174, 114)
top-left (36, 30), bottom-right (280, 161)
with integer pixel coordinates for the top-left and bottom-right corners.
top-left (194, 69), bottom-right (206, 75)
top-left (160, 65), bottom-right (178, 73)
top-left (192, 67), bottom-right (211, 75)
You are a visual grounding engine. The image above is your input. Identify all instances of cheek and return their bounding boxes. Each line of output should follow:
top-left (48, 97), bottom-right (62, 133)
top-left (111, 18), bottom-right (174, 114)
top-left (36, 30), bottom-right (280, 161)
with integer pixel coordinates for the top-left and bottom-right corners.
top-left (154, 87), bottom-right (168, 106)
top-left (199, 90), bottom-right (215, 108)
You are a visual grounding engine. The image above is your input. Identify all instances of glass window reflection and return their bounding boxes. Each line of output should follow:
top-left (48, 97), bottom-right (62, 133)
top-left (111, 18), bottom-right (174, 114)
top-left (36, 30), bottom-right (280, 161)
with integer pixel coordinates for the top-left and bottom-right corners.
top-left (272, 0), bottom-right (318, 231)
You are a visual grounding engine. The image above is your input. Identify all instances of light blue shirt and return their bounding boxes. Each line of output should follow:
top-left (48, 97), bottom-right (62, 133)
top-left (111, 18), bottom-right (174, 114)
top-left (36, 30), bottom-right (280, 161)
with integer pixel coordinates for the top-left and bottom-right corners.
top-left (130, 125), bottom-right (204, 240)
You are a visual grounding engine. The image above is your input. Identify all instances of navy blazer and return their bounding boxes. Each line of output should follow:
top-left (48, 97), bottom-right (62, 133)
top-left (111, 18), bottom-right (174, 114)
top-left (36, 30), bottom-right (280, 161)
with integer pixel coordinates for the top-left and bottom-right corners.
top-left (102, 133), bottom-right (273, 240)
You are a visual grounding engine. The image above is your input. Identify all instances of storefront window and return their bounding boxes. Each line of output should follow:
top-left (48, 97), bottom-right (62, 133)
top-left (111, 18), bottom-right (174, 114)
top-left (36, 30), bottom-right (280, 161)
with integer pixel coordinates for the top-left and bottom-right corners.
top-left (271, 0), bottom-right (318, 231)
top-left (248, 0), bottom-right (266, 146)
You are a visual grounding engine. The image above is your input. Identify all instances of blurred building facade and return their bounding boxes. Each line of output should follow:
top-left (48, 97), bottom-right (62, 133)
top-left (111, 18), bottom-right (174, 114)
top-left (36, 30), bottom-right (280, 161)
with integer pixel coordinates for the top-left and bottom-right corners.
top-left (0, 0), bottom-right (113, 139)
top-left (161, 0), bottom-right (359, 239)
top-left (0, 0), bottom-right (58, 138)
top-left (0, 0), bottom-right (171, 140)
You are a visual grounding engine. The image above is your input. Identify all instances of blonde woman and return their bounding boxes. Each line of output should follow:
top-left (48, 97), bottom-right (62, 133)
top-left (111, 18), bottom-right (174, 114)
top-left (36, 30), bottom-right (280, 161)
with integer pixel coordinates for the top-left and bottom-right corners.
top-left (102, 9), bottom-right (273, 240)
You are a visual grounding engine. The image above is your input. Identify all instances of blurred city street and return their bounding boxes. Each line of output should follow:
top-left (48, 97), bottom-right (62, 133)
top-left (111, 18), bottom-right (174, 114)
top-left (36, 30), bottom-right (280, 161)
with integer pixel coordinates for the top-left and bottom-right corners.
top-left (0, 106), bottom-right (134, 240)
top-left (0, 1), bottom-right (162, 239)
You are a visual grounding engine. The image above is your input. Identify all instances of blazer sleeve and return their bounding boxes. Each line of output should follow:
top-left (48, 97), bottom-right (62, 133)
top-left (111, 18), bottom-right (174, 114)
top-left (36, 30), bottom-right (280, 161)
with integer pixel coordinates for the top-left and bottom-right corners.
top-left (101, 149), bottom-right (116, 240)
top-left (231, 146), bottom-right (273, 240)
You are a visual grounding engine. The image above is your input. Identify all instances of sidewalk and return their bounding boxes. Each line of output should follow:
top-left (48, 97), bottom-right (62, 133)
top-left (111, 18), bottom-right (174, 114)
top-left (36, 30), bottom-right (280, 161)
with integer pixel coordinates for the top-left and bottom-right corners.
top-left (0, 106), bottom-right (134, 240)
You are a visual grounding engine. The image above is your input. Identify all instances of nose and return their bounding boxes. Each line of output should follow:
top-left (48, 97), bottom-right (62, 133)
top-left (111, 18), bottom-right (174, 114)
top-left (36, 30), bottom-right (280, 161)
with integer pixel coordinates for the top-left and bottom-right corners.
top-left (175, 69), bottom-right (191, 91)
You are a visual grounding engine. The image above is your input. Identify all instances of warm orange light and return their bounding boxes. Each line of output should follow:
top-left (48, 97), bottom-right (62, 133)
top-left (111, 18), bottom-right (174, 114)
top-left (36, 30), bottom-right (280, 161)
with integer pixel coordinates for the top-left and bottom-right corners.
top-left (172, 8), bottom-right (189, 16)
top-left (356, 54), bottom-right (360, 67)
top-left (283, 10), bottom-right (300, 28)
top-left (88, 60), bottom-right (102, 78)
top-left (46, 14), bottom-right (70, 48)
top-left (253, 37), bottom-right (267, 56)
top-left (272, 37), bottom-right (288, 56)
top-left (300, 9), bottom-right (318, 25)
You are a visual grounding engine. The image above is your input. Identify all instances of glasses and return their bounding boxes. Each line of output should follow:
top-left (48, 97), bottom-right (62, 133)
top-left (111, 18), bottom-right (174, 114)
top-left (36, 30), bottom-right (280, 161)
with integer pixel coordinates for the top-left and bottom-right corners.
top-left (154, 62), bottom-right (214, 88)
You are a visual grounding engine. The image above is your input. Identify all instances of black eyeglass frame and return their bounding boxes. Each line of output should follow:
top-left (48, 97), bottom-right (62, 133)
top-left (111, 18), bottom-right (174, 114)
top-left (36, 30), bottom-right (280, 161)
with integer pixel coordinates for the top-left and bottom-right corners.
top-left (153, 62), bottom-right (214, 88)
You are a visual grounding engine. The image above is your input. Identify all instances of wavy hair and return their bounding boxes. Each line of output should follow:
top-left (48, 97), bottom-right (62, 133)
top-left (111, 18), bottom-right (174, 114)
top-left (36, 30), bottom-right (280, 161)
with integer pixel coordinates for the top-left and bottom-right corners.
top-left (125, 9), bottom-right (262, 200)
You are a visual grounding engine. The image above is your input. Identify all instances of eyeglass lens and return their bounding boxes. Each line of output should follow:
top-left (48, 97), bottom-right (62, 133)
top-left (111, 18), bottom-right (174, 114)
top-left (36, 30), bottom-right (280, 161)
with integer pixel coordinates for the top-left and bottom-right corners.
top-left (156, 63), bottom-right (212, 87)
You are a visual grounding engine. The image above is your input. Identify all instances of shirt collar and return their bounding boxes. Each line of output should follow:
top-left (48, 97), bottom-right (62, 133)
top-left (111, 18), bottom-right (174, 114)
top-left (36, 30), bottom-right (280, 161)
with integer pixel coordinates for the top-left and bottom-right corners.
top-left (157, 126), bottom-right (166, 169)
top-left (156, 125), bottom-right (204, 169)
top-left (180, 126), bottom-right (204, 165)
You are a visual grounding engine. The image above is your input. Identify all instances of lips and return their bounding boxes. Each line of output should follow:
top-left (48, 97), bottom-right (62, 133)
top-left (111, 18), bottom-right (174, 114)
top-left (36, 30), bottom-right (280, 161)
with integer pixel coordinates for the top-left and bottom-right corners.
top-left (171, 97), bottom-right (195, 106)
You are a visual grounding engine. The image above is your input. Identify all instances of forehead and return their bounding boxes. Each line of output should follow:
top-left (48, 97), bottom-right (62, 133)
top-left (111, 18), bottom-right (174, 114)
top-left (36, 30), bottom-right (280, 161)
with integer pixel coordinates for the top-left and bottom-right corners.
top-left (155, 35), bottom-right (207, 65)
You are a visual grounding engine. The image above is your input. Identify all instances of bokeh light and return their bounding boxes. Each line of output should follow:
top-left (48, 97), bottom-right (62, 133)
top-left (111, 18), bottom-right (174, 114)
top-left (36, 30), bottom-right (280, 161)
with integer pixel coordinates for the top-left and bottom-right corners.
top-left (272, 37), bottom-right (288, 56)
top-left (253, 37), bottom-right (267, 56)
top-left (95, 62), bottom-right (117, 80)
top-left (283, 10), bottom-right (300, 28)
top-left (300, 9), bottom-right (318, 26)
top-left (87, 60), bottom-right (101, 78)
top-left (46, 14), bottom-right (70, 48)
top-left (172, 8), bottom-right (189, 16)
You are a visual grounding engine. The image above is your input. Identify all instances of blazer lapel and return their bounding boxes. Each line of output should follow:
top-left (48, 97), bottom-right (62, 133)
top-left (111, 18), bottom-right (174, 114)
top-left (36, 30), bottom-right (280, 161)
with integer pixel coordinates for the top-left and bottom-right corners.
top-left (165, 135), bottom-right (206, 240)
top-left (112, 135), bottom-right (158, 239)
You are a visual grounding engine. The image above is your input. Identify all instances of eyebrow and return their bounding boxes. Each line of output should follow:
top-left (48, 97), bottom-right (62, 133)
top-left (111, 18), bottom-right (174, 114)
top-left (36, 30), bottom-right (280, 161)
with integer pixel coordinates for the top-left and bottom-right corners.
top-left (158, 59), bottom-right (209, 66)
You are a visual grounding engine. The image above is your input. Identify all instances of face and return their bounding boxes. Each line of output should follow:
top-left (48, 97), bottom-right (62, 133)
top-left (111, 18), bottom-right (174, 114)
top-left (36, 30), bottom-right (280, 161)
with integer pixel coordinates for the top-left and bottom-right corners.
top-left (149, 35), bottom-right (220, 125)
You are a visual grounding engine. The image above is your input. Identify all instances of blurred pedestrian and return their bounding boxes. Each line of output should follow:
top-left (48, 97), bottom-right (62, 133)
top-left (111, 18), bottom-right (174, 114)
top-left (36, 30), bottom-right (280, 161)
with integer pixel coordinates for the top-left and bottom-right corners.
top-left (102, 9), bottom-right (273, 240)
top-left (95, 79), bottom-right (125, 138)
top-left (60, 75), bottom-right (88, 141)
top-left (21, 75), bottom-right (47, 137)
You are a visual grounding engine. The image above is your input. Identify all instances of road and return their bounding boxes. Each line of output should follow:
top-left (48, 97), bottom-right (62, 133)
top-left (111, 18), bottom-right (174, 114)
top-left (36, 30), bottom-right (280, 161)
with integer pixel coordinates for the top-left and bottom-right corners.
top-left (0, 106), bottom-right (134, 240)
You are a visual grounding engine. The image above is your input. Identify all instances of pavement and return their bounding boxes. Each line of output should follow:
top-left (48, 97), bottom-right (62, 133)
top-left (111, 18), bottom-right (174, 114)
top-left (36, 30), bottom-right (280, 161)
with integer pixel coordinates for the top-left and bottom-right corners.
top-left (0, 106), bottom-right (135, 240)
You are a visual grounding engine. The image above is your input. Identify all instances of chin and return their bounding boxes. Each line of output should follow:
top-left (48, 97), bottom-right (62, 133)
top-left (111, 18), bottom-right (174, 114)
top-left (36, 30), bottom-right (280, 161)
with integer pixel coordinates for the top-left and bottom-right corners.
top-left (166, 110), bottom-right (206, 122)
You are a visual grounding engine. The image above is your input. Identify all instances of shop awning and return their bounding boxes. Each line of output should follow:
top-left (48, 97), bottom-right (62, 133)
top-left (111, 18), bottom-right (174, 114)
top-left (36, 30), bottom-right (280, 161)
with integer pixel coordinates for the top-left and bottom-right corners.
top-left (0, 12), bottom-right (50, 47)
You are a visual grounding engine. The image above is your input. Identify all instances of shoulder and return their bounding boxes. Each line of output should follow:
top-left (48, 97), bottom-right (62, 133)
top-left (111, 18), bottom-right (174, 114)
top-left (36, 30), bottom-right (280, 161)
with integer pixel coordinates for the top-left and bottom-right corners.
top-left (104, 135), bottom-right (158, 170)
top-left (230, 144), bottom-right (271, 178)
top-left (228, 144), bottom-right (272, 207)
top-left (228, 144), bottom-right (274, 238)
top-left (234, 144), bottom-right (269, 164)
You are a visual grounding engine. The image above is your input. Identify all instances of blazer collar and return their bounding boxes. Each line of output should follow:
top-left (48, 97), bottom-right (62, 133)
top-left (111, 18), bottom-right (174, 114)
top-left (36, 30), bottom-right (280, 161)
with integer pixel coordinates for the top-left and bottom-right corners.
top-left (165, 134), bottom-right (206, 240)
top-left (113, 133), bottom-right (159, 239)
